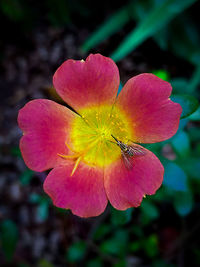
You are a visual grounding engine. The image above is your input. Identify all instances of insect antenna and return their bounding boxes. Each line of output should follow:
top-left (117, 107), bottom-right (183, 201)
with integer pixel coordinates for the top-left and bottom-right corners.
top-left (111, 134), bottom-right (118, 143)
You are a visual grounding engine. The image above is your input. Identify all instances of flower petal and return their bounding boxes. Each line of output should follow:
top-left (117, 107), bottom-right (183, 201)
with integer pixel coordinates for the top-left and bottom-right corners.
top-left (18, 99), bottom-right (76, 172)
top-left (116, 74), bottom-right (182, 143)
top-left (53, 53), bottom-right (120, 111)
top-left (104, 147), bottom-right (164, 210)
top-left (43, 163), bottom-right (107, 217)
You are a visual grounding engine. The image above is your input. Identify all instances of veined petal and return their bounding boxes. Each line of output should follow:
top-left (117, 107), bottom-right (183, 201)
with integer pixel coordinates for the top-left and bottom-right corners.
top-left (104, 147), bottom-right (164, 210)
top-left (18, 99), bottom-right (76, 172)
top-left (116, 74), bottom-right (182, 143)
top-left (53, 54), bottom-right (120, 112)
top-left (43, 163), bottom-right (107, 218)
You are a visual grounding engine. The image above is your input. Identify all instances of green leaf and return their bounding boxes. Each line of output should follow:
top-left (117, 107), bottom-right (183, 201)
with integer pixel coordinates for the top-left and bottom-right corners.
top-left (10, 146), bottom-right (22, 157)
top-left (114, 259), bottom-right (126, 267)
top-left (152, 69), bottom-right (170, 81)
top-left (177, 118), bottom-right (188, 132)
top-left (168, 16), bottom-right (200, 65)
top-left (110, 207), bottom-right (133, 226)
top-left (86, 258), bottom-right (102, 267)
top-left (170, 131), bottom-right (190, 158)
top-left (100, 230), bottom-right (128, 256)
top-left (171, 64), bottom-right (200, 94)
top-left (143, 234), bottom-right (158, 258)
top-left (188, 127), bottom-right (200, 143)
top-left (129, 241), bottom-right (142, 252)
top-left (170, 78), bottom-right (189, 94)
top-left (131, 225), bottom-right (144, 238)
top-left (29, 193), bottom-right (41, 203)
top-left (20, 169), bottom-right (34, 185)
top-left (154, 26), bottom-right (169, 50)
top-left (174, 190), bottom-right (193, 216)
top-left (100, 238), bottom-right (121, 255)
top-left (29, 194), bottom-right (50, 221)
top-left (81, 5), bottom-right (131, 52)
top-left (117, 82), bottom-right (123, 96)
top-left (150, 186), bottom-right (168, 202)
top-left (188, 63), bottom-right (200, 92)
top-left (140, 200), bottom-right (159, 221)
top-left (93, 224), bottom-right (111, 240)
top-left (67, 241), bottom-right (86, 262)
top-left (111, 0), bottom-right (197, 61)
top-left (188, 107), bottom-right (200, 121)
top-left (171, 94), bottom-right (199, 119)
top-left (179, 158), bottom-right (200, 181)
top-left (0, 220), bottom-right (18, 262)
top-left (37, 199), bottom-right (49, 221)
top-left (163, 161), bottom-right (188, 192)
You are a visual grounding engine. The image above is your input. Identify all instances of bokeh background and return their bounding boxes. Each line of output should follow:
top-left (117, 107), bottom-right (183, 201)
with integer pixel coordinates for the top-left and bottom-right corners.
top-left (0, 0), bottom-right (200, 266)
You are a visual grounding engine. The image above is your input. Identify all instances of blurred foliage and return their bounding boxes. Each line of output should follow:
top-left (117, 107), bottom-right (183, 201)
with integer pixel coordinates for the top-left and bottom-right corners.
top-left (29, 193), bottom-right (51, 222)
top-left (66, 240), bottom-right (87, 263)
top-left (0, 0), bottom-right (90, 33)
top-left (20, 168), bottom-right (34, 185)
top-left (111, 0), bottom-right (197, 62)
top-left (82, 0), bottom-right (199, 62)
top-left (171, 94), bottom-right (199, 119)
top-left (0, 220), bottom-right (18, 262)
top-left (152, 69), bottom-right (170, 81)
top-left (38, 259), bottom-right (54, 267)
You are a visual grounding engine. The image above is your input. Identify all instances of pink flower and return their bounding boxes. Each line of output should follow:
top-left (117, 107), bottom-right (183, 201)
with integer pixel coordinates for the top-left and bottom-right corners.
top-left (18, 54), bottom-right (182, 218)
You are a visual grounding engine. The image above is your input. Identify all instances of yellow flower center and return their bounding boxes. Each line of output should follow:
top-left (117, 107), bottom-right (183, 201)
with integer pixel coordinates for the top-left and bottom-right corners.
top-left (68, 105), bottom-right (132, 168)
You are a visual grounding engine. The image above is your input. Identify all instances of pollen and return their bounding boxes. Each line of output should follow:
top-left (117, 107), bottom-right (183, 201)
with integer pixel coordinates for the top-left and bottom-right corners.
top-left (68, 105), bottom-right (133, 168)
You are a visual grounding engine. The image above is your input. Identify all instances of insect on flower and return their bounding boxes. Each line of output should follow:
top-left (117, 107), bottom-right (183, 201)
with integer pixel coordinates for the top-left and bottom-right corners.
top-left (111, 134), bottom-right (146, 170)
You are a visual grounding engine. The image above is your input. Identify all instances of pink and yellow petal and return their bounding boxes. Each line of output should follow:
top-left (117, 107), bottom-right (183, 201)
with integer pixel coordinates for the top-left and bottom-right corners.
top-left (116, 74), bottom-right (182, 143)
top-left (104, 147), bottom-right (164, 210)
top-left (53, 54), bottom-right (120, 111)
top-left (43, 163), bottom-right (107, 218)
top-left (18, 99), bottom-right (76, 172)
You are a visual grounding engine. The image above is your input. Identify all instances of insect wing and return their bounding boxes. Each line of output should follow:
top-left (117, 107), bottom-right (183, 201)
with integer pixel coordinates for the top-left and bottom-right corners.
top-left (121, 144), bottom-right (146, 170)
top-left (128, 144), bottom-right (146, 157)
top-left (121, 151), bottom-right (134, 170)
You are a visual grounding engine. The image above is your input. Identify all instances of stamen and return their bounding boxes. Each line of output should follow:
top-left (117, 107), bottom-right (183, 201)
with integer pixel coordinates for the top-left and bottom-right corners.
top-left (71, 157), bottom-right (82, 176)
top-left (65, 141), bottom-right (75, 152)
top-left (58, 153), bottom-right (80, 159)
top-left (59, 136), bottom-right (104, 176)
